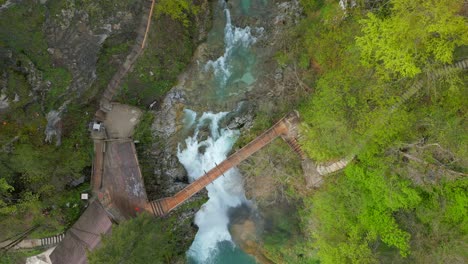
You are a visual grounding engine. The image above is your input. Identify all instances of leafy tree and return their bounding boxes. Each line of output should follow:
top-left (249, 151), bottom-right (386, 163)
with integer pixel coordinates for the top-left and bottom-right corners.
top-left (0, 178), bottom-right (14, 214)
top-left (88, 213), bottom-right (191, 264)
top-left (264, 0), bottom-right (466, 263)
top-left (10, 144), bottom-right (51, 192)
top-left (309, 150), bottom-right (421, 263)
top-left (356, 0), bottom-right (468, 77)
top-left (154, 0), bottom-right (199, 27)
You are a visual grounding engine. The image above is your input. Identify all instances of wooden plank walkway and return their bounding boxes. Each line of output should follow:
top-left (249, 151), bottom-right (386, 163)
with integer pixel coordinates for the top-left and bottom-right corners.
top-left (49, 200), bottom-right (112, 264)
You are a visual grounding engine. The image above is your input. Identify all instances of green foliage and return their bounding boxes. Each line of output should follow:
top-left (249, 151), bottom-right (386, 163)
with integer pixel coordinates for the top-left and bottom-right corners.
top-left (0, 178), bottom-right (15, 215)
top-left (299, 0), bottom-right (325, 13)
top-left (88, 198), bottom-right (204, 264)
top-left (297, 14), bottom-right (376, 160)
top-left (43, 67), bottom-right (73, 109)
top-left (117, 3), bottom-right (197, 106)
top-left (274, 51), bottom-right (289, 67)
top-left (293, 1), bottom-right (468, 263)
top-left (416, 179), bottom-right (468, 232)
top-left (0, 101), bottom-right (91, 238)
top-left (88, 214), bottom-right (176, 263)
top-left (154, 0), bottom-right (199, 27)
top-left (417, 71), bottom-right (468, 160)
top-left (0, 178), bottom-right (14, 196)
top-left (356, 0), bottom-right (468, 77)
top-left (82, 35), bottom-right (133, 103)
top-left (0, 1), bottom-right (49, 68)
top-left (0, 249), bottom-right (43, 264)
top-left (133, 112), bottom-right (155, 145)
top-left (133, 112), bottom-right (156, 182)
top-left (0, 0), bottom-right (73, 111)
top-left (10, 144), bottom-right (51, 193)
top-left (309, 155), bottom-right (421, 263)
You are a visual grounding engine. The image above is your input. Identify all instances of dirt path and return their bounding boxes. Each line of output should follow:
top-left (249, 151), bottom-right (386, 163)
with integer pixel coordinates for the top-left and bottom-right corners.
top-left (97, 0), bottom-right (156, 117)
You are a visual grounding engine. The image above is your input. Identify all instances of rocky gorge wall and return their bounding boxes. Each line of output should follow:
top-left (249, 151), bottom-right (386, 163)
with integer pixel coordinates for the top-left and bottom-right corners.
top-left (147, 1), bottom-right (305, 262)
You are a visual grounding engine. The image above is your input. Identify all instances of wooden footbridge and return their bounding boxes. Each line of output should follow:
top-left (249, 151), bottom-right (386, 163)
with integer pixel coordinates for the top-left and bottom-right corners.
top-left (145, 111), bottom-right (305, 216)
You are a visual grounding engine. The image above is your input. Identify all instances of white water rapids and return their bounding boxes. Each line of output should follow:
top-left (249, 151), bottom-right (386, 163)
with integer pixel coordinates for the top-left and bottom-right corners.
top-left (177, 1), bottom-right (259, 263)
top-left (177, 110), bottom-right (248, 262)
top-left (205, 1), bottom-right (258, 86)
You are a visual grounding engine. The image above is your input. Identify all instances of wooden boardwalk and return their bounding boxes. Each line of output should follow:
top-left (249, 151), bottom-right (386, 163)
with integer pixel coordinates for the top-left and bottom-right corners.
top-left (49, 200), bottom-right (113, 264)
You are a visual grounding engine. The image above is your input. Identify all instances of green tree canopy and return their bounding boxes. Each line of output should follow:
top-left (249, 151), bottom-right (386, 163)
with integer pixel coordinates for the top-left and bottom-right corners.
top-left (356, 0), bottom-right (468, 77)
top-left (88, 213), bottom-right (190, 264)
top-left (154, 0), bottom-right (199, 27)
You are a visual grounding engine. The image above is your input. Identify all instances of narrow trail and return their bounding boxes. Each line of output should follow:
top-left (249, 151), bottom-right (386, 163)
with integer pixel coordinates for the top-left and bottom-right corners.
top-left (96, 0), bottom-right (156, 118)
top-left (0, 233), bottom-right (66, 250)
top-left (0, 228), bottom-right (64, 251)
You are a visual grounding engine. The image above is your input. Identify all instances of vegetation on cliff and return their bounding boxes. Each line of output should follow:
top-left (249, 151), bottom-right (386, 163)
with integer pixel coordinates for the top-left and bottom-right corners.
top-left (88, 198), bottom-right (206, 264)
top-left (0, 0), bottom-right (205, 255)
top-left (0, 0), bottom-right (95, 242)
top-left (116, 0), bottom-right (205, 107)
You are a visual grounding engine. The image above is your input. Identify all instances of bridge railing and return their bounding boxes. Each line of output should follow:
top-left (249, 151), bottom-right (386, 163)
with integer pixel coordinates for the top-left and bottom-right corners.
top-left (146, 112), bottom-right (301, 216)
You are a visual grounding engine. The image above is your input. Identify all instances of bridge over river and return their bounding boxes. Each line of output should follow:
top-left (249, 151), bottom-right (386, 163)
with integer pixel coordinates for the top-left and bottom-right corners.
top-left (47, 57), bottom-right (468, 263)
top-left (45, 102), bottom-right (327, 264)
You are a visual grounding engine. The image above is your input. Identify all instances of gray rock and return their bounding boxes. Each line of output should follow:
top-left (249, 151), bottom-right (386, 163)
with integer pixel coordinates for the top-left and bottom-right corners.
top-left (43, 2), bottom-right (140, 96)
top-left (152, 89), bottom-right (186, 138)
top-left (274, 0), bottom-right (302, 26)
top-left (150, 88), bottom-right (189, 183)
top-left (0, 93), bottom-right (9, 110)
top-left (274, 67), bottom-right (283, 81)
top-left (44, 110), bottom-right (62, 146)
top-left (224, 101), bottom-right (255, 131)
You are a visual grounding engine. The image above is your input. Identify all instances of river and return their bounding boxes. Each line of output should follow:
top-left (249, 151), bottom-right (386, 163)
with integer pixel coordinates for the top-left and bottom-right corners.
top-left (175, 0), bottom-right (269, 263)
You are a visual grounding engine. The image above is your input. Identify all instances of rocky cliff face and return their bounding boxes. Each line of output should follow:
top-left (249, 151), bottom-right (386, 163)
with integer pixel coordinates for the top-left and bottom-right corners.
top-left (1, 0), bottom-right (143, 105)
top-left (0, 0), bottom-right (144, 146)
top-left (43, 0), bottom-right (142, 95)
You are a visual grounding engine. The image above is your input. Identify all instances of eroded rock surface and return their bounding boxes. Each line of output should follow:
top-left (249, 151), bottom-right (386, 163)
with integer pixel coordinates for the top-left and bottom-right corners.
top-left (44, 1), bottom-right (142, 95)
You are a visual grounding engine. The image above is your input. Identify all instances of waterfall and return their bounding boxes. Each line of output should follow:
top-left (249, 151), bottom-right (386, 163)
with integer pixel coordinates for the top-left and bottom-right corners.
top-left (205, 1), bottom-right (258, 87)
top-left (177, 111), bottom-right (248, 263)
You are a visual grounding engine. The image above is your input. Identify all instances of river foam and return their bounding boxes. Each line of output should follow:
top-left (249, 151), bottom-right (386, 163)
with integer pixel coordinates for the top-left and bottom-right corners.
top-left (177, 110), bottom-right (248, 263)
top-left (205, 1), bottom-right (258, 86)
top-left (178, 1), bottom-right (261, 262)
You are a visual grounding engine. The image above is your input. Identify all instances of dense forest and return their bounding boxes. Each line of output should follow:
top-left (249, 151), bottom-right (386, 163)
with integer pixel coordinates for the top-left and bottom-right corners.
top-left (1, 0), bottom-right (467, 263)
top-left (294, 0), bottom-right (467, 263)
